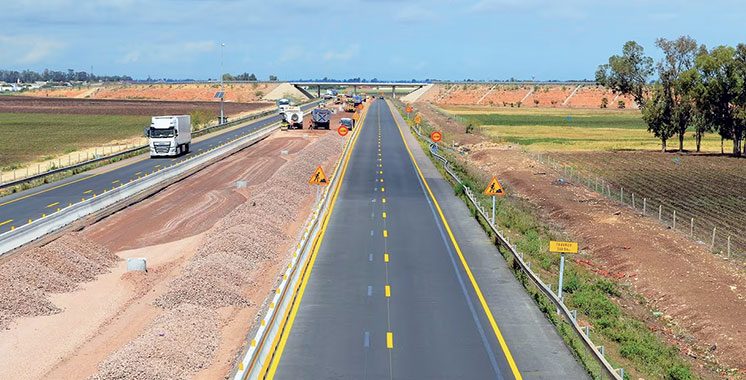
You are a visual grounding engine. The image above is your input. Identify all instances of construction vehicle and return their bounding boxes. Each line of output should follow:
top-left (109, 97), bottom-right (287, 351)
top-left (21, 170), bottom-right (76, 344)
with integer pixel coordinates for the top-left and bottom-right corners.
top-left (282, 106), bottom-right (304, 129)
top-left (146, 115), bottom-right (192, 157)
top-left (340, 117), bottom-right (354, 130)
top-left (311, 108), bottom-right (332, 130)
top-left (344, 98), bottom-right (356, 112)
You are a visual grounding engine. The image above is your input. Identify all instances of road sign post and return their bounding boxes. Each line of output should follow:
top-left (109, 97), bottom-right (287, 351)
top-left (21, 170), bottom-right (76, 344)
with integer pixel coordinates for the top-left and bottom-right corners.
top-left (483, 177), bottom-right (505, 225)
top-left (549, 240), bottom-right (579, 301)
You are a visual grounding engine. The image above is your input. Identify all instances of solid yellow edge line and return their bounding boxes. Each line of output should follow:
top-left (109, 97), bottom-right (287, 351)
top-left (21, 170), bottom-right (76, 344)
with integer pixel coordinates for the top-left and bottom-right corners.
top-left (388, 102), bottom-right (523, 379)
top-left (263, 105), bottom-right (369, 379)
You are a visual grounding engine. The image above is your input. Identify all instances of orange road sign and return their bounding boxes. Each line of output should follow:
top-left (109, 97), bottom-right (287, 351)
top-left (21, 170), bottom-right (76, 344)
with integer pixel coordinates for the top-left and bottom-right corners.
top-left (406, 105), bottom-right (413, 113)
top-left (430, 131), bottom-right (442, 143)
top-left (549, 241), bottom-right (579, 254)
top-left (357, 104), bottom-right (364, 110)
top-left (414, 114), bottom-right (422, 125)
top-left (337, 126), bottom-right (349, 136)
top-left (308, 166), bottom-right (328, 185)
top-left (353, 112), bottom-right (360, 121)
top-left (483, 177), bottom-right (505, 196)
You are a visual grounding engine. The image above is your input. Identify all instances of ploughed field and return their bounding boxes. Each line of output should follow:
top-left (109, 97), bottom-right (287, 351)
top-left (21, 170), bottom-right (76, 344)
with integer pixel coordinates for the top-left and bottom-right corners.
top-left (0, 96), bottom-right (272, 169)
top-left (445, 105), bottom-right (746, 258)
top-left (551, 151), bottom-right (746, 258)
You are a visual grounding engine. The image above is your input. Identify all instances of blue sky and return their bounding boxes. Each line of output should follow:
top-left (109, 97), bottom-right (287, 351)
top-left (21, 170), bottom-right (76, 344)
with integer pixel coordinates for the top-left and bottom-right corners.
top-left (1, 0), bottom-right (745, 81)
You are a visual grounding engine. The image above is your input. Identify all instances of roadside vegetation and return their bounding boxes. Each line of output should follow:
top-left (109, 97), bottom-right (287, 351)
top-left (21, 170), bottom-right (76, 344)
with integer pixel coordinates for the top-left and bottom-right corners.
top-left (397, 103), bottom-right (699, 380)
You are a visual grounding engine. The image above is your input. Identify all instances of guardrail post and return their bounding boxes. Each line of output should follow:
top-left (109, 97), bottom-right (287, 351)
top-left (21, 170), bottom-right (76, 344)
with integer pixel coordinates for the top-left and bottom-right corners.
top-left (584, 325), bottom-right (590, 337)
top-left (617, 368), bottom-right (624, 378)
top-left (557, 253), bottom-right (566, 300)
top-left (597, 345), bottom-right (605, 356)
top-left (571, 309), bottom-right (577, 321)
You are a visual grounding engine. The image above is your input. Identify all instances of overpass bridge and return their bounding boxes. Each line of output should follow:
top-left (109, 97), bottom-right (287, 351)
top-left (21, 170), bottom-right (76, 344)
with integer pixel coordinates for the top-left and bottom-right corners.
top-left (289, 82), bottom-right (430, 98)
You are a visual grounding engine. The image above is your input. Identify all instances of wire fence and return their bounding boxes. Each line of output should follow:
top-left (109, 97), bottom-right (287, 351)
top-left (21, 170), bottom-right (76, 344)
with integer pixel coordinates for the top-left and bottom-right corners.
top-left (530, 152), bottom-right (743, 261)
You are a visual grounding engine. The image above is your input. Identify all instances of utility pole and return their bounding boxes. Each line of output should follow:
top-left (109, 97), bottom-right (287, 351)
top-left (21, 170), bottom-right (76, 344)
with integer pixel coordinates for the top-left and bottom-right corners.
top-left (220, 42), bottom-right (226, 124)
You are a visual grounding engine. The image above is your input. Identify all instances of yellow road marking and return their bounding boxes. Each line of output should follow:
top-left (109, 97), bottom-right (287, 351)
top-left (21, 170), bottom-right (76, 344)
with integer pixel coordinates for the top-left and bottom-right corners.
top-left (134, 171), bottom-right (142, 176)
top-left (389, 102), bottom-right (523, 379)
top-left (382, 197), bottom-right (386, 203)
top-left (386, 332), bottom-right (394, 349)
top-left (83, 189), bottom-right (92, 194)
top-left (383, 230), bottom-right (388, 238)
top-left (0, 219), bottom-right (12, 227)
top-left (46, 202), bottom-right (59, 208)
top-left (264, 101), bottom-right (368, 379)
top-left (379, 170), bottom-right (383, 174)
top-left (385, 285), bottom-right (391, 298)
top-left (380, 178), bottom-right (384, 183)
top-left (384, 253), bottom-right (389, 262)
top-left (381, 187), bottom-right (385, 192)
top-left (112, 179), bottom-right (120, 184)
top-left (382, 212), bottom-right (386, 219)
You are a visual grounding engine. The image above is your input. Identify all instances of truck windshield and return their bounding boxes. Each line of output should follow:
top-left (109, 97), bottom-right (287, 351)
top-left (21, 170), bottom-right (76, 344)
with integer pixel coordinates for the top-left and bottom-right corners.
top-left (150, 127), bottom-right (175, 138)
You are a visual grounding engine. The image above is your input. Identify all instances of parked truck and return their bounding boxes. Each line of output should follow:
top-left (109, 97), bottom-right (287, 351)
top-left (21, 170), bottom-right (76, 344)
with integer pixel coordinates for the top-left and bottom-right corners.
top-left (311, 108), bottom-right (332, 129)
top-left (282, 106), bottom-right (304, 129)
top-left (146, 115), bottom-right (192, 157)
top-left (344, 98), bottom-right (356, 112)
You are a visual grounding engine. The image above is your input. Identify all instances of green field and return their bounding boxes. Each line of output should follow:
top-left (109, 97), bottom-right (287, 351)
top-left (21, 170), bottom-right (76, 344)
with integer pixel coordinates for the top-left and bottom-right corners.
top-left (445, 106), bottom-right (723, 152)
top-left (0, 113), bottom-right (149, 169)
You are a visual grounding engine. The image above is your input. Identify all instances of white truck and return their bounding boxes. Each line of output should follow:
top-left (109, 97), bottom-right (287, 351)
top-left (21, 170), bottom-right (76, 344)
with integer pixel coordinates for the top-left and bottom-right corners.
top-left (146, 115), bottom-right (192, 157)
top-left (282, 106), bottom-right (304, 129)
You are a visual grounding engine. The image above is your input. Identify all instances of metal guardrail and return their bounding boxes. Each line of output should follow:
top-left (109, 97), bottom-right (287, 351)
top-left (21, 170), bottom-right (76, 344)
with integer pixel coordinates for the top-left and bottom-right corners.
top-left (0, 107), bottom-right (317, 257)
top-left (231, 105), bottom-right (367, 380)
top-left (405, 117), bottom-right (623, 379)
top-left (0, 100), bottom-right (320, 190)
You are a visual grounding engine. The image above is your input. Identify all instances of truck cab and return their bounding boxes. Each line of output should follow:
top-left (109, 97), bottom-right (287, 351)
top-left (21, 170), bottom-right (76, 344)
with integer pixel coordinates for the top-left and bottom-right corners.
top-left (147, 115), bottom-right (192, 157)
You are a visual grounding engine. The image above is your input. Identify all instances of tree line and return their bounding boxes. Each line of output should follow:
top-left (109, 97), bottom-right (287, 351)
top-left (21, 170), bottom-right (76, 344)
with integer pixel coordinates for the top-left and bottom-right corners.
top-left (596, 37), bottom-right (746, 156)
top-left (0, 69), bottom-right (132, 84)
top-left (221, 73), bottom-right (278, 81)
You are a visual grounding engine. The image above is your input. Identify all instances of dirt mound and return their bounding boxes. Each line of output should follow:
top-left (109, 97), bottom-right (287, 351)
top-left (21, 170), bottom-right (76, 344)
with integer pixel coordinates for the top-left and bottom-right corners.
top-left (0, 233), bottom-right (116, 329)
top-left (25, 83), bottom-right (280, 103)
top-left (153, 132), bottom-right (343, 309)
top-left (89, 304), bottom-right (219, 380)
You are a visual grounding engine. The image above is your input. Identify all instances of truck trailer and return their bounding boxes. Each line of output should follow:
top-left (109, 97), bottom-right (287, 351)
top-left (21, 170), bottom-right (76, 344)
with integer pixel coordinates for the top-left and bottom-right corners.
top-left (146, 115), bottom-right (192, 157)
top-left (311, 108), bottom-right (332, 129)
top-left (282, 106), bottom-right (304, 129)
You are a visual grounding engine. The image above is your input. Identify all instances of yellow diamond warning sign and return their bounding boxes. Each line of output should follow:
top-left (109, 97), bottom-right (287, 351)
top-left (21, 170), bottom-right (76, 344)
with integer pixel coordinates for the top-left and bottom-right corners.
top-left (308, 166), bottom-right (328, 185)
top-left (483, 177), bottom-right (505, 196)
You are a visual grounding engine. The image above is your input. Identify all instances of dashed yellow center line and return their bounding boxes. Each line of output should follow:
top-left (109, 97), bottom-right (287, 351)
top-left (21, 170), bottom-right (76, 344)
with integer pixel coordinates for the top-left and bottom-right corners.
top-left (382, 212), bottom-right (387, 219)
top-left (380, 178), bottom-right (384, 183)
top-left (383, 230), bottom-right (388, 238)
top-left (379, 170), bottom-right (383, 175)
top-left (386, 331), bottom-right (394, 349)
top-left (385, 285), bottom-right (391, 298)
top-left (134, 171), bottom-right (142, 176)
top-left (46, 202), bottom-right (59, 208)
top-left (112, 179), bottom-right (120, 184)
top-left (382, 197), bottom-right (386, 204)
top-left (83, 189), bottom-right (93, 194)
top-left (381, 187), bottom-right (385, 192)
top-left (384, 253), bottom-right (389, 262)
top-left (0, 219), bottom-right (13, 227)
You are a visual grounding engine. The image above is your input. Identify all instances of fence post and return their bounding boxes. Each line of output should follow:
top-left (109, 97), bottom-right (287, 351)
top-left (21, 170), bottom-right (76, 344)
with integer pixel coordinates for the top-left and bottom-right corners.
top-left (658, 205), bottom-right (662, 221)
top-left (673, 210), bottom-right (676, 230)
top-left (727, 236), bottom-right (731, 258)
top-left (690, 218), bottom-right (694, 237)
top-left (632, 193), bottom-right (635, 209)
top-left (711, 227), bottom-right (716, 250)
top-left (607, 184), bottom-right (611, 197)
top-left (620, 187), bottom-right (624, 202)
top-left (643, 198), bottom-right (647, 214)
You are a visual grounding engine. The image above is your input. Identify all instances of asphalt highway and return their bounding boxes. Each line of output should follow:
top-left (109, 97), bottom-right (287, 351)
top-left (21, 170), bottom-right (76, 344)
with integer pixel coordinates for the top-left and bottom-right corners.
top-left (0, 103), bottom-right (317, 234)
top-left (267, 100), bottom-right (587, 379)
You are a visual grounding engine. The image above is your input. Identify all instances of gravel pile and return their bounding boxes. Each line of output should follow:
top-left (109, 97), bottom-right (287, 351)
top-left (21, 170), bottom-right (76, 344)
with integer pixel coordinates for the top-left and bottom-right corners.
top-left (0, 233), bottom-right (116, 329)
top-left (89, 304), bottom-right (219, 380)
top-left (92, 132), bottom-right (343, 377)
top-left (155, 133), bottom-right (343, 310)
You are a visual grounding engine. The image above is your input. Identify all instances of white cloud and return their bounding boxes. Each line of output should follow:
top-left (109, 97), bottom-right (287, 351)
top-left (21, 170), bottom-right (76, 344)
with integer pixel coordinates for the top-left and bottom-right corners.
top-left (120, 50), bottom-right (140, 64)
top-left (0, 35), bottom-right (64, 64)
top-left (323, 44), bottom-right (360, 62)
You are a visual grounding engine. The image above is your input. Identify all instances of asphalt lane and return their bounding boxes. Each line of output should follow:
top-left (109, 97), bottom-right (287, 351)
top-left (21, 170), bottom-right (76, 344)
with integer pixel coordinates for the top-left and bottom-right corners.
top-left (272, 100), bottom-right (516, 379)
top-left (0, 103), bottom-right (317, 233)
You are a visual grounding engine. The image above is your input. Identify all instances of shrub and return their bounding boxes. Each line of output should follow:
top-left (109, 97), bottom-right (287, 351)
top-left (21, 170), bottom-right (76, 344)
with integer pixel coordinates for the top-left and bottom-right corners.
top-left (600, 97), bottom-right (608, 108)
top-left (533, 99), bottom-right (540, 106)
top-left (617, 100), bottom-right (626, 109)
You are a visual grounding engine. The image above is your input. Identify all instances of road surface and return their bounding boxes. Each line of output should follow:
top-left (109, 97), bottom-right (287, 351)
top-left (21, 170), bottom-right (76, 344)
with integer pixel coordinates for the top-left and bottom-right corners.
top-left (266, 100), bottom-right (587, 379)
top-left (0, 103), bottom-right (317, 234)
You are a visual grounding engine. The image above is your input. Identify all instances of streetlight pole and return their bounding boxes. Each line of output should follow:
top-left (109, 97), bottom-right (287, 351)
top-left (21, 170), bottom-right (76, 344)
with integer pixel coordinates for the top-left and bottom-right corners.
top-left (220, 42), bottom-right (225, 124)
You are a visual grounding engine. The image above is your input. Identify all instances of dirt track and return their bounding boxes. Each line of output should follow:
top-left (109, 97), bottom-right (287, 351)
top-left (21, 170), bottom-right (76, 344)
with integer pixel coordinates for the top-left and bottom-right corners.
top-left (0, 106), bottom-right (349, 379)
top-left (0, 96), bottom-right (273, 116)
top-left (416, 102), bottom-right (746, 377)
